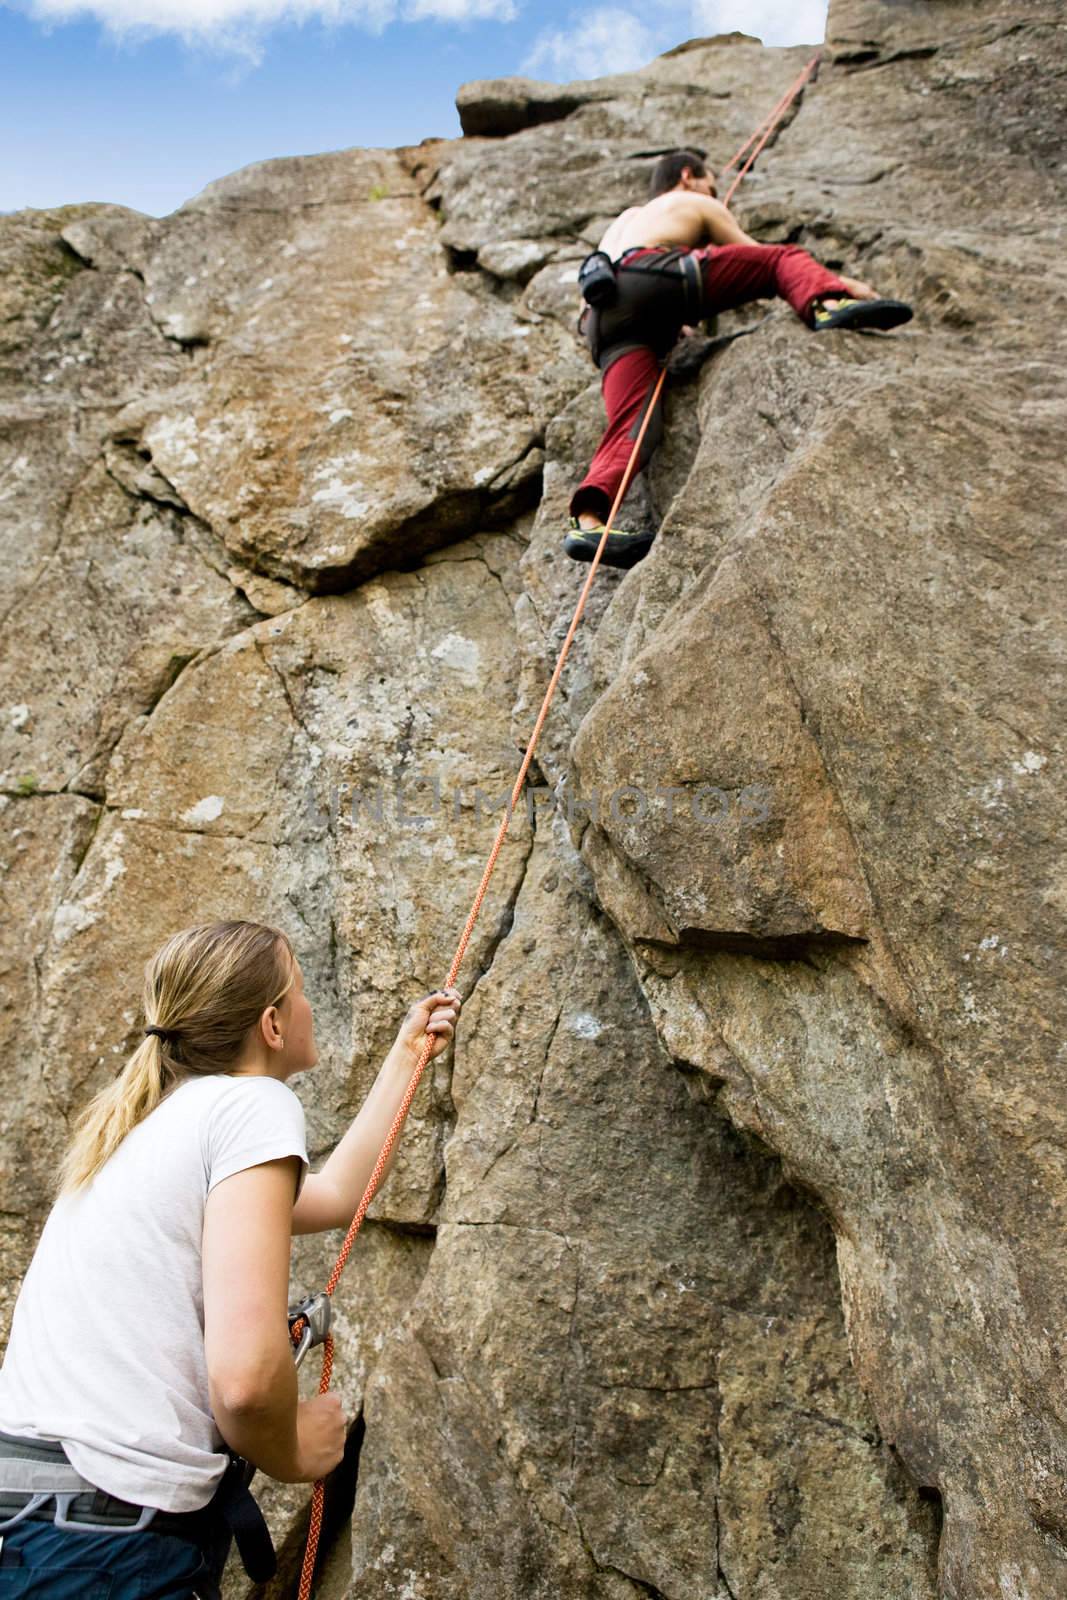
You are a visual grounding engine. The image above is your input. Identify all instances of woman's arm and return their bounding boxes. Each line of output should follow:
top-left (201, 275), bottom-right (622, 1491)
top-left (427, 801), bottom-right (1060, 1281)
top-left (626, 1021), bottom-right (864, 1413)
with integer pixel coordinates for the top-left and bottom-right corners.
top-left (290, 1044), bottom-right (418, 1233)
top-left (291, 988), bottom-right (462, 1236)
top-left (203, 1157), bottom-right (346, 1481)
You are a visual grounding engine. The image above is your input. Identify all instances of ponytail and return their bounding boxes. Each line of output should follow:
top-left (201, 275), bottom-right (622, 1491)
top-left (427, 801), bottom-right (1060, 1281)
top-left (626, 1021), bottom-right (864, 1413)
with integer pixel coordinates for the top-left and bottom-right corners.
top-left (56, 1036), bottom-right (167, 1196)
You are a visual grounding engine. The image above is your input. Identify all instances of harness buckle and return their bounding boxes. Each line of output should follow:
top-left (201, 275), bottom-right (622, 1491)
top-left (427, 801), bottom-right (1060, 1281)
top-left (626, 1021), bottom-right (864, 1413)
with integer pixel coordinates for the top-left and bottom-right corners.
top-left (0, 1493), bottom-right (52, 1534)
top-left (52, 1494), bottom-right (158, 1534)
top-left (287, 1292), bottom-right (332, 1368)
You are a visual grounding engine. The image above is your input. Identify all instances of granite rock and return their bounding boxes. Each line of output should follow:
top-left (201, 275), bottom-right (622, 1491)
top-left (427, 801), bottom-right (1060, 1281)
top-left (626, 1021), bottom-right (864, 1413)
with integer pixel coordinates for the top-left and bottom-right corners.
top-left (1, 8), bottom-right (1063, 1598)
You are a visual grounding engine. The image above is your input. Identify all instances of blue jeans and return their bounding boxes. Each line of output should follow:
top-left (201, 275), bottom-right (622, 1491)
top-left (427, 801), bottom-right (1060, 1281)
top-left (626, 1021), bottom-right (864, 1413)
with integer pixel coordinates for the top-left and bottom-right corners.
top-left (0, 1515), bottom-right (229, 1597)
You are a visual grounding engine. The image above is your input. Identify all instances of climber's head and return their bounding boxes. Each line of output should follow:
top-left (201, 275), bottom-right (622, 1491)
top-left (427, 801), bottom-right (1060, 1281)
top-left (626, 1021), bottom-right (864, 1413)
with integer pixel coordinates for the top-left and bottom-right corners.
top-left (649, 148), bottom-right (716, 199)
top-left (57, 920), bottom-right (316, 1195)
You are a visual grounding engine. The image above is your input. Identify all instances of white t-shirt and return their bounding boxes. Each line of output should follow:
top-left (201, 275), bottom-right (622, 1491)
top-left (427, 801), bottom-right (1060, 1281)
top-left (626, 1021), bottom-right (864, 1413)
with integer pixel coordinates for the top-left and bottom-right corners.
top-left (0, 1073), bottom-right (308, 1513)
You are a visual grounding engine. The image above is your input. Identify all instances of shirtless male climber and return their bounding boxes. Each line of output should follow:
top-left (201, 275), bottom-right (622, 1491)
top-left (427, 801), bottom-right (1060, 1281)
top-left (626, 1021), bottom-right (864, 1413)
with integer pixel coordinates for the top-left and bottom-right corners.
top-left (564, 148), bottom-right (913, 568)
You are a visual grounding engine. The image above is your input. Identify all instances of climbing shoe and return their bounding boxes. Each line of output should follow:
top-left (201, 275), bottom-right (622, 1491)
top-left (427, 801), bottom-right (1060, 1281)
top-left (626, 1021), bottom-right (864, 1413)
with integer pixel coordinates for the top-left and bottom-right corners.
top-left (812, 297), bottom-right (913, 332)
top-left (563, 517), bottom-right (656, 570)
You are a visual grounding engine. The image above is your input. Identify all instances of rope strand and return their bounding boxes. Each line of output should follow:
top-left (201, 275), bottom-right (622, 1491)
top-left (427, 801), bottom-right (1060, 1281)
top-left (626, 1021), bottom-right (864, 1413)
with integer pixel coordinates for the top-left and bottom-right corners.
top-left (721, 53), bottom-right (821, 204)
top-left (291, 50), bottom-right (823, 1597)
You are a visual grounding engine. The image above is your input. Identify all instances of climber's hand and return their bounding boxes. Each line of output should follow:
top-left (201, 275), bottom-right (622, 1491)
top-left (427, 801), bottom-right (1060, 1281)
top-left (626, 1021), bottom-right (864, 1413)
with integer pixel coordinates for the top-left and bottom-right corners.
top-left (394, 988), bottom-right (462, 1064)
top-left (831, 274), bottom-right (879, 302)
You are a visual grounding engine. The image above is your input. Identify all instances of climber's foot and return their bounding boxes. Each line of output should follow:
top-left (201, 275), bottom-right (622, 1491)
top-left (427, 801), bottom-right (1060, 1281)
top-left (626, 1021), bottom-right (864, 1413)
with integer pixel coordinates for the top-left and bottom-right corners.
top-left (812, 296), bottom-right (913, 332)
top-left (563, 516), bottom-right (655, 570)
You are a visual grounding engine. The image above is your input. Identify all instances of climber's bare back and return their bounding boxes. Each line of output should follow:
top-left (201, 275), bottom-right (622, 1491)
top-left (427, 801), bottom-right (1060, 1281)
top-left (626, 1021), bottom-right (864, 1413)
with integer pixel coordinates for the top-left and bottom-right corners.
top-left (597, 189), bottom-right (756, 259)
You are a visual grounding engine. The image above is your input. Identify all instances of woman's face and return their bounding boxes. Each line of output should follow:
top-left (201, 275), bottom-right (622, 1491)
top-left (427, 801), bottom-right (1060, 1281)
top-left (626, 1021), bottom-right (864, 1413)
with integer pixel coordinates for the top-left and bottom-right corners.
top-left (277, 955), bottom-right (318, 1076)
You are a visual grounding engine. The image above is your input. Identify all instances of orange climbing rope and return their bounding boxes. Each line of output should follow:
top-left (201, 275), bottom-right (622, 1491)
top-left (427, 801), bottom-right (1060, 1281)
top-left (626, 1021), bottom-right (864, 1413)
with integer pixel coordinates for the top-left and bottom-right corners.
top-left (287, 377), bottom-right (664, 1600)
top-left (289, 51), bottom-right (823, 1599)
top-left (719, 51), bottom-right (821, 205)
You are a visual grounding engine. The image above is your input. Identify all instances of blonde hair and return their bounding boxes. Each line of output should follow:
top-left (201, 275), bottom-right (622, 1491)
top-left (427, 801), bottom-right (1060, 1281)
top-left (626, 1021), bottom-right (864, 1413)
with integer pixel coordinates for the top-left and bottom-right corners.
top-left (56, 920), bottom-right (296, 1197)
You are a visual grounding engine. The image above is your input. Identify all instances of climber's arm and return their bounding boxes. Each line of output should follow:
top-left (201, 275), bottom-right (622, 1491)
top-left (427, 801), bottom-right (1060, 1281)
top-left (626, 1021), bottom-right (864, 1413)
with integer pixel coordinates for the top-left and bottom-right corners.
top-left (203, 1158), bottom-right (302, 1477)
top-left (694, 194), bottom-right (759, 247)
top-left (289, 1060), bottom-right (408, 1235)
top-left (204, 1158), bottom-right (346, 1483)
top-left (290, 988), bottom-right (461, 1235)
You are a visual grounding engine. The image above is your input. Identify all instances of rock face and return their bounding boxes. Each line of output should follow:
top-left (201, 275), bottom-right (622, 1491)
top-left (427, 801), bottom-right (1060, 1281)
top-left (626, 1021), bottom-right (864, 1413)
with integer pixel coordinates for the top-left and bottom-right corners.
top-left (1, 5), bottom-right (1064, 1598)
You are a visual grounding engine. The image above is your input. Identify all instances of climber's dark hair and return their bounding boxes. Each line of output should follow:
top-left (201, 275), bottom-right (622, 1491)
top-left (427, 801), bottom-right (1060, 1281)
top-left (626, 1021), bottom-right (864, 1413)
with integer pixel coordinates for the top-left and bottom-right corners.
top-left (649, 148), bottom-right (708, 199)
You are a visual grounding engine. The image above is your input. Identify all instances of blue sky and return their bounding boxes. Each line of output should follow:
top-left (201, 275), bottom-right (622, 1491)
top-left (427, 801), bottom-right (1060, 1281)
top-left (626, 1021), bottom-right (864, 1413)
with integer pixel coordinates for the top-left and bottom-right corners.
top-left (3, 0), bottom-right (829, 217)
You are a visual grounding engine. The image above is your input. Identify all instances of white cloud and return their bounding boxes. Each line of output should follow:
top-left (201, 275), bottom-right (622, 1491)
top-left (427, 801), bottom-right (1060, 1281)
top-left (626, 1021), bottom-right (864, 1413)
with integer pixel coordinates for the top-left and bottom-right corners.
top-left (24, 0), bottom-right (379, 29)
top-left (408, 0), bottom-right (515, 16)
top-left (18, 0), bottom-right (827, 68)
top-left (18, 0), bottom-right (515, 59)
top-left (687, 0), bottom-right (828, 48)
top-left (524, 6), bottom-right (659, 80)
top-left (522, 0), bottom-right (828, 85)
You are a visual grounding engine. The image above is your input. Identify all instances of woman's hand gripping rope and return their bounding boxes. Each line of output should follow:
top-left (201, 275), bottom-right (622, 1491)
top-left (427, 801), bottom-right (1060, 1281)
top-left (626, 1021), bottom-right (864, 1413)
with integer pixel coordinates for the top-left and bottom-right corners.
top-left (394, 987), bottom-right (463, 1065)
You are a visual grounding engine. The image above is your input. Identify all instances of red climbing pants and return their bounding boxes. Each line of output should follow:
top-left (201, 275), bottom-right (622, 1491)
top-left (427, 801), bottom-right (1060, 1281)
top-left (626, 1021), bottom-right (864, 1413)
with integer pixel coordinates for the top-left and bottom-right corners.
top-left (570, 241), bottom-right (853, 522)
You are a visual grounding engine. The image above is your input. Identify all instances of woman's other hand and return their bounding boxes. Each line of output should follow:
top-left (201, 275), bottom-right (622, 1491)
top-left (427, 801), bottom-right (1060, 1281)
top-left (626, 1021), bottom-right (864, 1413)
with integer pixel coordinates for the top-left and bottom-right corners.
top-left (293, 1393), bottom-right (347, 1483)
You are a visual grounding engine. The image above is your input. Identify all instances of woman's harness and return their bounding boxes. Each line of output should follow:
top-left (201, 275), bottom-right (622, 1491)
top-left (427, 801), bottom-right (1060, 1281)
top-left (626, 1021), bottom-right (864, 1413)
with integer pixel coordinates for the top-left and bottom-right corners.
top-left (0, 1430), bottom-right (276, 1598)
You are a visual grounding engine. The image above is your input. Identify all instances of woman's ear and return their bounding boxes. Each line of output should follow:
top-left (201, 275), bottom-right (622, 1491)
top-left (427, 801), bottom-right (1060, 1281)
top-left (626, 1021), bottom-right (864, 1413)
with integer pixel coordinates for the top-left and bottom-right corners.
top-left (260, 1005), bottom-right (285, 1051)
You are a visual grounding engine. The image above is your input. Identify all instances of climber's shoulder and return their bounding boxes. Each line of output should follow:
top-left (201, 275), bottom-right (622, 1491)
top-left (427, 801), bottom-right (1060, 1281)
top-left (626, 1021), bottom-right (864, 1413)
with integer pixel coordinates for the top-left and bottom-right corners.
top-left (597, 205), bottom-right (643, 258)
top-left (598, 192), bottom-right (717, 258)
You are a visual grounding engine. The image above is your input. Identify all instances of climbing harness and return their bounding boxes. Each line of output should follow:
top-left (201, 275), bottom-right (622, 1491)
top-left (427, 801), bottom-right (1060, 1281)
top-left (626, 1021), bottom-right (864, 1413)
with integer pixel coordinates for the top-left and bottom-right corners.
top-left (0, 1431), bottom-right (274, 1598)
top-left (280, 51), bottom-right (826, 1600)
top-left (581, 246), bottom-right (705, 368)
top-left (0, 1434), bottom-right (157, 1536)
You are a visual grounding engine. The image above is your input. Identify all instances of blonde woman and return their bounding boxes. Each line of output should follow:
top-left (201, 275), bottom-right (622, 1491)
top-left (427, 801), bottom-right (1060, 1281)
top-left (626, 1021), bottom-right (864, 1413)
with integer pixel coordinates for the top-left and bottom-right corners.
top-left (0, 920), bottom-right (461, 1598)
